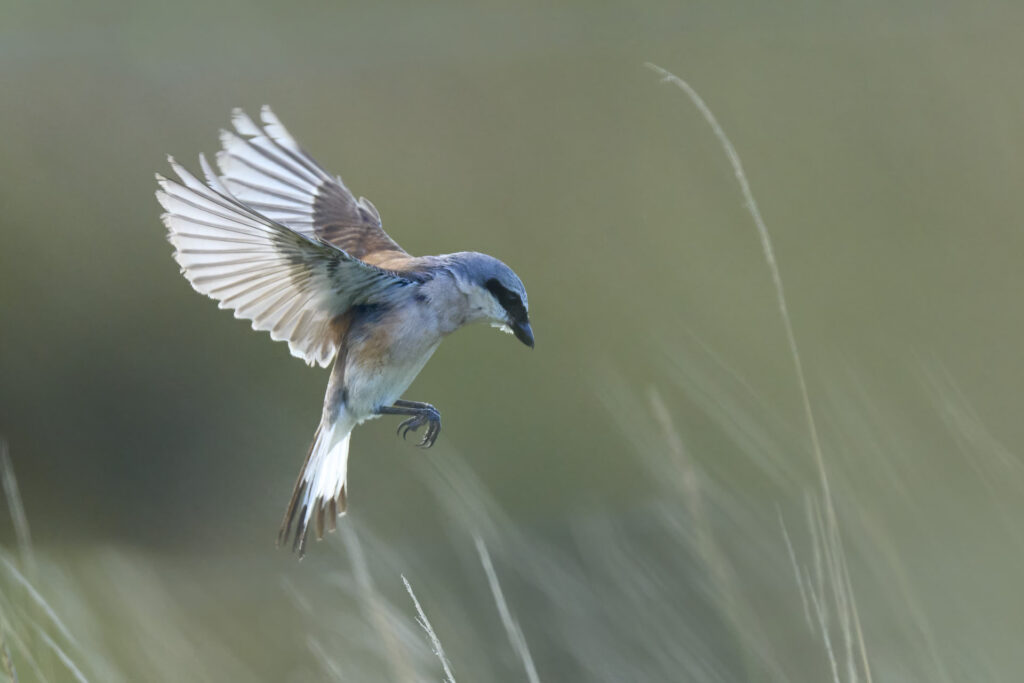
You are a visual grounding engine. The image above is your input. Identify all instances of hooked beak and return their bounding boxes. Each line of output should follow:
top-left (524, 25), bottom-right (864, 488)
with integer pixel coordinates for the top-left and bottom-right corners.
top-left (511, 319), bottom-right (534, 348)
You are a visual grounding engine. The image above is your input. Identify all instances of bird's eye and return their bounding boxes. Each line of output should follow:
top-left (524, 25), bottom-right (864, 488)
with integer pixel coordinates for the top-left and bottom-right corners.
top-left (485, 279), bottom-right (526, 319)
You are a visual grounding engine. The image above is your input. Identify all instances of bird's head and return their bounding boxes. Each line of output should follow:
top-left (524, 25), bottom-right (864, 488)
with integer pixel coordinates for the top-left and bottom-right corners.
top-left (447, 252), bottom-right (533, 348)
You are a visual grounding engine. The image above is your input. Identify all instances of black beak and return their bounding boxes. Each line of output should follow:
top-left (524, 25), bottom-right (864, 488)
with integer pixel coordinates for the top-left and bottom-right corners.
top-left (511, 319), bottom-right (534, 348)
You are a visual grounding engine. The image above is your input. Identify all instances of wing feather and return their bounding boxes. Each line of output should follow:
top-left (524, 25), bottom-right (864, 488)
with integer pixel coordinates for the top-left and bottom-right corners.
top-left (214, 106), bottom-right (407, 260)
top-left (156, 157), bottom-right (416, 368)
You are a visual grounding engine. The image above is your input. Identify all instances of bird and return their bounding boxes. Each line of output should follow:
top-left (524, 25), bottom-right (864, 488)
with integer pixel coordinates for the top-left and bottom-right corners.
top-left (155, 106), bottom-right (533, 557)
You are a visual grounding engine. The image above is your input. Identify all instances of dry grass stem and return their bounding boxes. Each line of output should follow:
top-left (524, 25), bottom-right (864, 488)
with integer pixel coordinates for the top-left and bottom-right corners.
top-left (401, 575), bottom-right (456, 683)
top-left (0, 441), bottom-right (33, 576)
top-left (34, 626), bottom-right (87, 683)
top-left (647, 387), bottom-right (787, 680)
top-left (643, 62), bottom-right (835, 517)
top-left (1, 558), bottom-right (80, 653)
top-left (778, 509), bottom-right (813, 631)
top-left (473, 535), bottom-right (541, 683)
top-left (340, 526), bottom-right (418, 683)
top-left (647, 62), bottom-right (873, 682)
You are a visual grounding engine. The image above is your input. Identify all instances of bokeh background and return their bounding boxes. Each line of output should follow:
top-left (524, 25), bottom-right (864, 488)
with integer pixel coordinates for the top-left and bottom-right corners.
top-left (3, 0), bottom-right (1024, 680)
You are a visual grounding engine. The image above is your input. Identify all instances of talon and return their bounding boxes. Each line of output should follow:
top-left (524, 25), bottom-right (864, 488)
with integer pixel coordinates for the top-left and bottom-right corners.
top-left (383, 403), bottom-right (441, 448)
top-left (416, 410), bottom-right (441, 448)
top-left (398, 416), bottom-right (422, 440)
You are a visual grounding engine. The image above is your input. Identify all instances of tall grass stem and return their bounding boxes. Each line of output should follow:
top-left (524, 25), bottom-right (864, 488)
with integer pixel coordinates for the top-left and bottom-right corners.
top-left (646, 62), bottom-right (873, 682)
top-left (473, 535), bottom-right (541, 683)
top-left (0, 440), bottom-right (33, 575)
top-left (402, 575), bottom-right (456, 683)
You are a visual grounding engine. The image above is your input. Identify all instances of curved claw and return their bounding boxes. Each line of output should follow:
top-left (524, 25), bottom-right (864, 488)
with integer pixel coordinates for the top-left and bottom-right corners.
top-left (388, 404), bottom-right (441, 448)
top-left (397, 416), bottom-right (424, 440)
top-left (416, 409), bottom-right (441, 448)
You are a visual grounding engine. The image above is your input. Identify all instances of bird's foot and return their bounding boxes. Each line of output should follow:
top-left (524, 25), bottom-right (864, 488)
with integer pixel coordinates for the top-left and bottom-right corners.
top-left (396, 405), bottom-right (441, 448)
top-left (377, 400), bottom-right (442, 448)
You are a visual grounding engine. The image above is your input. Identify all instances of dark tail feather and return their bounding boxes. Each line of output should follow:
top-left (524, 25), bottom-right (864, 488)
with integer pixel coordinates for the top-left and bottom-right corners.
top-left (278, 425), bottom-right (318, 550)
top-left (277, 422), bottom-right (349, 558)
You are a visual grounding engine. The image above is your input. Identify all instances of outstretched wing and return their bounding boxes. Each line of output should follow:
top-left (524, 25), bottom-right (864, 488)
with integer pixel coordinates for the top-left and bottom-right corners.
top-left (214, 106), bottom-right (408, 261)
top-left (156, 156), bottom-right (416, 368)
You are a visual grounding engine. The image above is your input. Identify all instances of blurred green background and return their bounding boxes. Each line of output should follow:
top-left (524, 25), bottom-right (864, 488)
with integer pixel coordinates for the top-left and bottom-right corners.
top-left (3, 0), bottom-right (1024, 680)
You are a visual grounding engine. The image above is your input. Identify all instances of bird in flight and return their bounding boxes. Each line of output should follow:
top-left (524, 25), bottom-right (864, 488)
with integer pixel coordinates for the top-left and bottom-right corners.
top-left (155, 107), bottom-right (533, 556)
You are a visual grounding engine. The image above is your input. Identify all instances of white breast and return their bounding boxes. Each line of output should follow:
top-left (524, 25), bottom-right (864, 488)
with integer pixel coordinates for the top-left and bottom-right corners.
top-left (341, 300), bottom-right (445, 421)
top-left (339, 272), bottom-right (501, 420)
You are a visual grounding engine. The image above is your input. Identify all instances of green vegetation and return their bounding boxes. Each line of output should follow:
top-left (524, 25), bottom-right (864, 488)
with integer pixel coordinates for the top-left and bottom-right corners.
top-left (3, 0), bottom-right (1024, 680)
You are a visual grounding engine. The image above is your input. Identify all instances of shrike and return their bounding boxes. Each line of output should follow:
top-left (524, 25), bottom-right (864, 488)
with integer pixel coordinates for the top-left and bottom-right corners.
top-left (155, 107), bottom-right (533, 556)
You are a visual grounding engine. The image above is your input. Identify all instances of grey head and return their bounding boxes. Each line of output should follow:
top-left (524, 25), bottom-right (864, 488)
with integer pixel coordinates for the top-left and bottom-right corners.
top-left (442, 251), bottom-right (533, 348)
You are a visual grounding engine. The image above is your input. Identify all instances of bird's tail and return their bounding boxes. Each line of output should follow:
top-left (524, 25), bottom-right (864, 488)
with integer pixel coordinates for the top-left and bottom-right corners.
top-left (279, 419), bottom-right (352, 557)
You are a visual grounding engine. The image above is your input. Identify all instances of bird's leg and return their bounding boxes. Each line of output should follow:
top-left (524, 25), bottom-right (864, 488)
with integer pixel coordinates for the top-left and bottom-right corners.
top-left (376, 401), bottom-right (441, 448)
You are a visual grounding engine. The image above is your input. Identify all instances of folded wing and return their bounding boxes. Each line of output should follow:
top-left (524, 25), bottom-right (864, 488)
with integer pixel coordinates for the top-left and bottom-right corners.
top-left (156, 157), bottom-right (416, 368)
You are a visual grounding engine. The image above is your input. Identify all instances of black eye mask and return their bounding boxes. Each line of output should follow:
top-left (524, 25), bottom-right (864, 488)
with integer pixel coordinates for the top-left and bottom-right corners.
top-left (485, 279), bottom-right (527, 322)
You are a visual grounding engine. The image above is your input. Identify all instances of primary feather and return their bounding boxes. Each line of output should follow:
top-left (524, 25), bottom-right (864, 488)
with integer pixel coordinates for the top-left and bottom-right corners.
top-left (216, 106), bottom-right (406, 260)
top-left (156, 154), bottom-right (414, 367)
